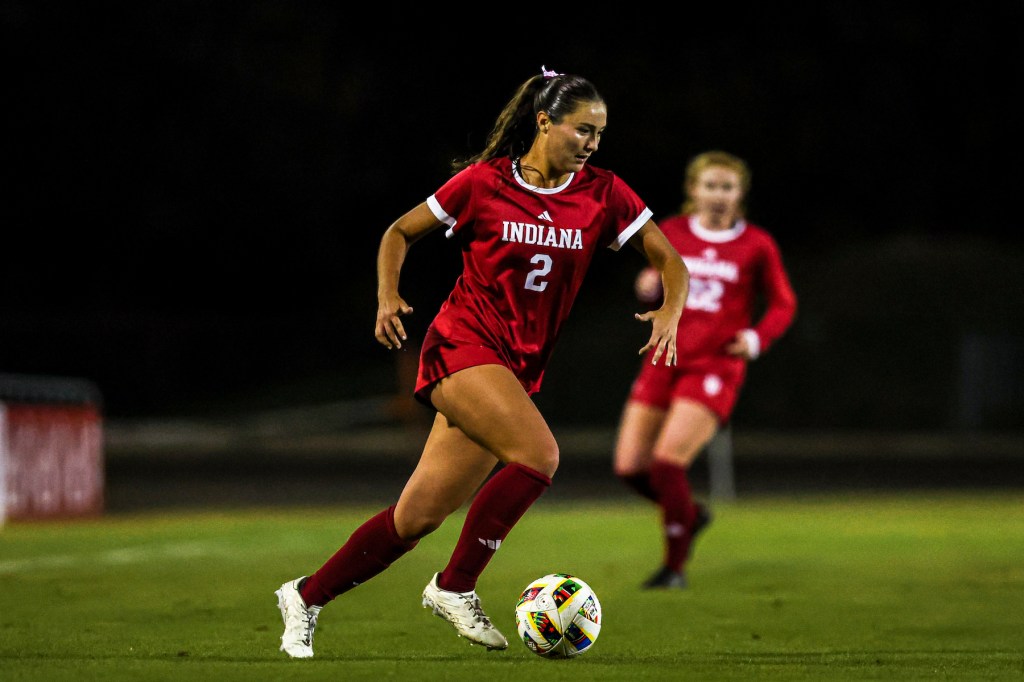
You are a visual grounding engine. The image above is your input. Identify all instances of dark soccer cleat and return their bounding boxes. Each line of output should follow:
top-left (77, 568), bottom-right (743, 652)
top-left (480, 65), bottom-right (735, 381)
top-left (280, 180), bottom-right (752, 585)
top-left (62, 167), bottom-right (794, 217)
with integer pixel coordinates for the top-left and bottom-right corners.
top-left (642, 504), bottom-right (714, 590)
top-left (641, 565), bottom-right (688, 589)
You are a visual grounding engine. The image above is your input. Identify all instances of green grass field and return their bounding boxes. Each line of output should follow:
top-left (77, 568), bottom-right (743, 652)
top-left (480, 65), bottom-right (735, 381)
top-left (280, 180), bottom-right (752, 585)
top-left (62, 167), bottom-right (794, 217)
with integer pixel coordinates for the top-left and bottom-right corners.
top-left (3, 491), bottom-right (1023, 680)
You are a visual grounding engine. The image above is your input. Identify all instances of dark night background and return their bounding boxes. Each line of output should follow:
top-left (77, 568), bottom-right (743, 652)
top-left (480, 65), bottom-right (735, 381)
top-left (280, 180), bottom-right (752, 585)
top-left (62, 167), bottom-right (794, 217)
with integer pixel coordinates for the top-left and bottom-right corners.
top-left (4, 3), bottom-right (1023, 432)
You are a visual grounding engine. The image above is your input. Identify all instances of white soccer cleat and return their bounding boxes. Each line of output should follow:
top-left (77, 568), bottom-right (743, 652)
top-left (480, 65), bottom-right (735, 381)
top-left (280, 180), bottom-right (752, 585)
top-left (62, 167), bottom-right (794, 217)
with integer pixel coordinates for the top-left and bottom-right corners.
top-left (275, 577), bottom-right (322, 658)
top-left (422, 572), bottom-right (508, 650)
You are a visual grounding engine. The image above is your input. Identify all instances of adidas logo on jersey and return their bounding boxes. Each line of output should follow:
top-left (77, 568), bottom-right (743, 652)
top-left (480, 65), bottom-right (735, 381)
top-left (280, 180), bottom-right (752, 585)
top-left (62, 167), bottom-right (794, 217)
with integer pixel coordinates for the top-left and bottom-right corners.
top-left (537, 210), bottom-right (552, 221)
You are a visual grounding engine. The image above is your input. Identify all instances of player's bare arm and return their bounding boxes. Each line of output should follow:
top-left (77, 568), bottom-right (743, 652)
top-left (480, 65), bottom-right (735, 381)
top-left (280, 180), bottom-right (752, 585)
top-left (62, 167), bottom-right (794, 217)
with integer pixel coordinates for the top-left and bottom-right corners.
top-left (628, 220), bottom-right (688, 366)
top-left (375, 202), bottom-right (443, 349)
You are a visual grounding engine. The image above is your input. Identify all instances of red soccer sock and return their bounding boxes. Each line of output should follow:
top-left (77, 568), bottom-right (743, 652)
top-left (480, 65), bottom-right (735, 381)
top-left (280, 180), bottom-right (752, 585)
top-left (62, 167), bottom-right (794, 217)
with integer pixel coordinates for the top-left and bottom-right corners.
top-left (618, 471), bottom-right (658, 502)
top-left (438, 462), bottom-right (552, 593)
top-left (300, 505), bottom-right (418, 607)
top-left (649, 460), bottom-right (699, 573)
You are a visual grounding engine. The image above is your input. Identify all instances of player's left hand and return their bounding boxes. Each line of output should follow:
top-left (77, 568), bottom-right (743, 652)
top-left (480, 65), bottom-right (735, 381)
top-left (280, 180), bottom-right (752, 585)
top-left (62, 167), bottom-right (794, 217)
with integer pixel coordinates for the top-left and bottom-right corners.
top-left (634, 307), bottom-right (681, 366)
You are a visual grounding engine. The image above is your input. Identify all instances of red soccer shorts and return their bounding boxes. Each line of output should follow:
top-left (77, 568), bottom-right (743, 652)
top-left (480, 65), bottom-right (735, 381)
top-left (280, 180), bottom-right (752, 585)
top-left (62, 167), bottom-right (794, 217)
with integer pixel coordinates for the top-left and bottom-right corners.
top-left (414, 326), bottom-right (540, 407)
top-left (627, 354), bottom-right (747, 423)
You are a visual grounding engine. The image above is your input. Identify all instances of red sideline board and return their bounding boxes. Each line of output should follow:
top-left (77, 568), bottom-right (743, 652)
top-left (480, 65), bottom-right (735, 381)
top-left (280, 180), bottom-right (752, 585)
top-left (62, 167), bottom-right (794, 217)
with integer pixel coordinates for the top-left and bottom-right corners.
top-left (1, 375), bottom-right (104, 523)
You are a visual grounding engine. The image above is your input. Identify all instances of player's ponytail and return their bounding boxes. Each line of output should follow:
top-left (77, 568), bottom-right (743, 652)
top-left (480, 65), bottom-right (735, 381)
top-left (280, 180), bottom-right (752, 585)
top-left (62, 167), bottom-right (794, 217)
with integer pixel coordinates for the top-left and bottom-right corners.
top-left (452, 67), bottom-right (603, 174)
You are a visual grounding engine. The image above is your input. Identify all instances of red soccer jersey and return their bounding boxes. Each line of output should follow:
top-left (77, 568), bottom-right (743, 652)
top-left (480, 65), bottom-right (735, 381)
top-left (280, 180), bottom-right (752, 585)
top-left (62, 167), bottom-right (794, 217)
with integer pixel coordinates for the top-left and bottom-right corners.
top-left (659, 215), bottom-right (797, 360)
top-left (424, 157), bottom-right (652, 393)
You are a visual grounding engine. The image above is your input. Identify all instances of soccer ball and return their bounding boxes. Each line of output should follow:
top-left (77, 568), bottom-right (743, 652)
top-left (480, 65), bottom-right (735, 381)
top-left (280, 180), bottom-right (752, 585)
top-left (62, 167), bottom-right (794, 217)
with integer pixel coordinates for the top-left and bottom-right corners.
top-left (514, 573), bottom-right (602, 658)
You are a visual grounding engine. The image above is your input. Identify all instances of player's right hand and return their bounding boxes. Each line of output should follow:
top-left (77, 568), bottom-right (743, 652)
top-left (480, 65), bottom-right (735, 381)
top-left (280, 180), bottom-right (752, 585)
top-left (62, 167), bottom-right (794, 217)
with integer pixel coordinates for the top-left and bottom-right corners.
top-left (375, 293), bottom-right (413, 350)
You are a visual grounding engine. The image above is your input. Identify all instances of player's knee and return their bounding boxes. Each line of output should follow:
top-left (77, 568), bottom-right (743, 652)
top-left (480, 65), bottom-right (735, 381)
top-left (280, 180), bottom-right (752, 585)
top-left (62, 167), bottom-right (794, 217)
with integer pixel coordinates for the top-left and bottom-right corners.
top-left (652, 449), bottom-right (697, 468)
top-left (517, 439), bottom-right (559, 478)
top-left (613, 463), bottom-right (640, 478)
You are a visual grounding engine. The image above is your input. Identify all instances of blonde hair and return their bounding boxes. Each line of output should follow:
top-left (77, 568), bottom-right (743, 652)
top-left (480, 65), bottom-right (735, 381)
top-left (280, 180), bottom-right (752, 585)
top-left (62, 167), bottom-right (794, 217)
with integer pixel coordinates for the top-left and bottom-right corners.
top-left (681, 150), bottom-right (752, 216)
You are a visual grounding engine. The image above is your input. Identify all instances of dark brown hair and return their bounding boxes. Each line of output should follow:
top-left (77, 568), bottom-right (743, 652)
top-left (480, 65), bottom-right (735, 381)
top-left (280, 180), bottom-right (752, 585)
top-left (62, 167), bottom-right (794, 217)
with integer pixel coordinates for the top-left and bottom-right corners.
top-left (452, 70), bottom-right (604, 174)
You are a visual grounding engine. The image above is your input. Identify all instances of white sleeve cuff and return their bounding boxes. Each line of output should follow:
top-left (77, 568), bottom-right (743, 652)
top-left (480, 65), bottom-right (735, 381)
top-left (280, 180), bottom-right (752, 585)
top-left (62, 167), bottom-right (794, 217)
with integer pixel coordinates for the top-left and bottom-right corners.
top-left (740, 329), bottom-right (761, 360)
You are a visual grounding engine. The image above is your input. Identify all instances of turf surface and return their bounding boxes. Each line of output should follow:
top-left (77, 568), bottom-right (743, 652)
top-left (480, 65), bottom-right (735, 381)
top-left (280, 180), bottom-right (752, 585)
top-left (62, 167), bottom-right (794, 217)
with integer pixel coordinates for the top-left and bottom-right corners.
top-left (3, 492), bottom-right (1023, 680)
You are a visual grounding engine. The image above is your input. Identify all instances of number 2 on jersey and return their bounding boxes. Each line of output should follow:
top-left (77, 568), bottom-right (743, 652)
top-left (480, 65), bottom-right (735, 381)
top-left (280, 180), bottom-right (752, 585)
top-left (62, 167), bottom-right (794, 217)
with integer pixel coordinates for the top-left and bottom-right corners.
top-left (524, 253), bottom-right (552, 292)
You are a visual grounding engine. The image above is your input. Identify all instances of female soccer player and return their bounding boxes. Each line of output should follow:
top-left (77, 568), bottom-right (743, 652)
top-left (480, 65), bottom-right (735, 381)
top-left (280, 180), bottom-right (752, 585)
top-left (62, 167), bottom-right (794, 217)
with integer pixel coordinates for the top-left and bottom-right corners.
top-left (613, 150), bottom-right (797, 589)
top-left (276, 67), bottom-right (689, 658)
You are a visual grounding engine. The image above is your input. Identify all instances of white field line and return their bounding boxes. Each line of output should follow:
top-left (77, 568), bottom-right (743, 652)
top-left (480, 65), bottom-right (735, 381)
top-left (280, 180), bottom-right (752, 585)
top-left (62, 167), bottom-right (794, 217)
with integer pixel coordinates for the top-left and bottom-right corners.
top-left (0, 541), bottom-right (223, 574)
